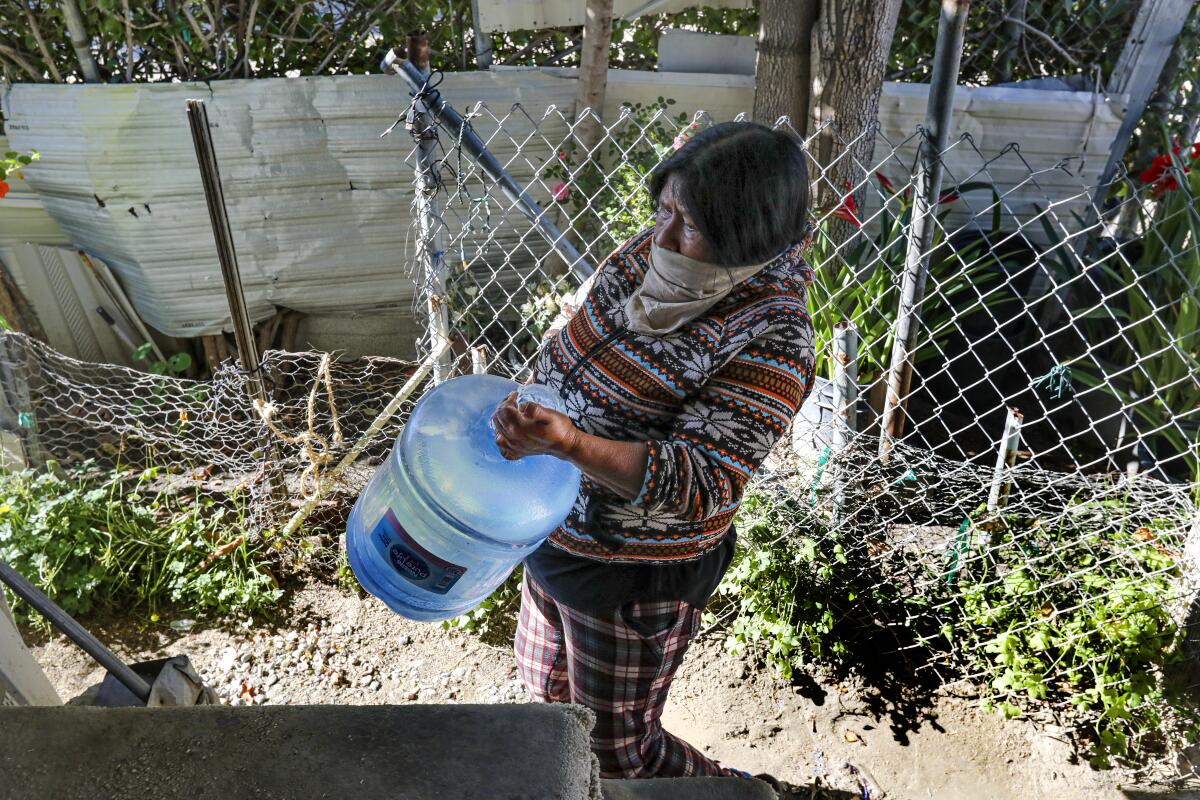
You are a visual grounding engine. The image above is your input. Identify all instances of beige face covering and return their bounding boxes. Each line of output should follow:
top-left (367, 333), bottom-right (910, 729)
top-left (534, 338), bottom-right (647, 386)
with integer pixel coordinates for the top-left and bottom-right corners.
top-left (624, 242), bottom-right (780, 336)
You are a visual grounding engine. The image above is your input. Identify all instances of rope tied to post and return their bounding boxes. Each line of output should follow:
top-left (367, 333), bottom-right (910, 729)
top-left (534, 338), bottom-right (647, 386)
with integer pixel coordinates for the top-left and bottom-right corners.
top-left (253, 353), bottom-right (345, 500)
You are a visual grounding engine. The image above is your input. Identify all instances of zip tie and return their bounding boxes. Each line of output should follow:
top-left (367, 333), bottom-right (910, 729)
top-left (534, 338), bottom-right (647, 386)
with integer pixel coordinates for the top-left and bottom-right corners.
top-left (945, 514), bottom-right (974, 585)
top-left (809, 446), bottom-right (831, 507)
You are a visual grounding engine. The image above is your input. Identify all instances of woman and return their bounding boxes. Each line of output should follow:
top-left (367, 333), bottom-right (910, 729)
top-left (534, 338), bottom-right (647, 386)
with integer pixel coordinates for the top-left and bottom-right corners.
top-left (491, 121), bottom-right (815, 782)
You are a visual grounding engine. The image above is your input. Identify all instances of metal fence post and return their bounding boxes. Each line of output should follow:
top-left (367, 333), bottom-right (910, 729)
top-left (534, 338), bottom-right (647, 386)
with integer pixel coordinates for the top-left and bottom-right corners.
top-left (407, 32), bottom-right (454, 385)
top-left (185, 98), bottom-right (287, 504)
top-left (468, 0), bottom-right (494, 69)
top-left (831, 321), bottom-right (859, 522)
top-left (986, 407), bottom-right (1023, 514)
top-left (878, 0), bottom-right (971, 461)
top-left (383, 51), bottom-right (595, 283)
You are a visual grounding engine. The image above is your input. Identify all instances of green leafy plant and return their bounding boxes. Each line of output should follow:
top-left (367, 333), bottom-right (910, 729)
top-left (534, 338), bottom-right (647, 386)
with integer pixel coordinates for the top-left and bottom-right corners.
top-left (806, 174), bottom-right (1003, 382)
top-left (951, 499), bottom-right (1194, 769)
top-left (716, 481), bottom-right (1197, 770)
top-left (545, 97), bottom-right (688, 260)
top-left (712, 489), bottom-right (911, 680)
top-left (1071, 136), bottom-right (1200, 484)
top-left (133, 342), bottom-right (193, 376)
top-left (443, 568), bottom-right (523, 645)
top-left (0, 461), bottom-right (282, 622)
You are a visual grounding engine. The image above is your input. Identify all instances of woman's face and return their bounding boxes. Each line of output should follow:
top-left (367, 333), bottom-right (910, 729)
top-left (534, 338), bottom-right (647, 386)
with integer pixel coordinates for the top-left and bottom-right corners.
top-left (654, 175), bottom-right (712, 262)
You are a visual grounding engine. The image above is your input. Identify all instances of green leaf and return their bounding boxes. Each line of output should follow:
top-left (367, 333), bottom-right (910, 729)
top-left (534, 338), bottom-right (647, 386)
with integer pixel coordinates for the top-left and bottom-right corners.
top-left (167, 352), bottom-right (193, 373)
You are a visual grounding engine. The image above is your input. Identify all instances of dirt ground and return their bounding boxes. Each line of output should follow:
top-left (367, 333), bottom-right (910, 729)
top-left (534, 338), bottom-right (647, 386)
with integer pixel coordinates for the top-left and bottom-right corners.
top-left (21, 581), bottom-right (1196, 800)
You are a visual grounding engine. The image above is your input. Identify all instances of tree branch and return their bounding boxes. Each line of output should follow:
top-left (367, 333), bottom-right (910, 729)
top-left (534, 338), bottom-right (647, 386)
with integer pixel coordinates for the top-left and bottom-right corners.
top-left (0, 44), bottom-right (44, 82)
top-left (1002, 15), bottom-right (1081, 67)
top-left (22, 3), bottom-right (63, 82)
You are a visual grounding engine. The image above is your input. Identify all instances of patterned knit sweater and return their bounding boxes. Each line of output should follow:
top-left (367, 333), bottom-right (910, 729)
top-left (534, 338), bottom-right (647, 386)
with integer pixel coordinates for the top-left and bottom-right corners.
top-left (534, 228), bottom-right (816, 564)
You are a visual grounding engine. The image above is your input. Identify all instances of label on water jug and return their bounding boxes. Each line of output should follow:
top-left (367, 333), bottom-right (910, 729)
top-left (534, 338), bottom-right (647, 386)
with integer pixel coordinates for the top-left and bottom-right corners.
top-left (370, 509), bottom-right (467, 595)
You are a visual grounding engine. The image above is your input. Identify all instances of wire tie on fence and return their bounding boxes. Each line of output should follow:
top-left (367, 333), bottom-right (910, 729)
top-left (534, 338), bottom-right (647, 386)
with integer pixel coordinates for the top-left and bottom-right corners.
top-left (891, 468), bottom-right (918, 485)
top-left (808, 446), bottom-right (831, 508)
top-left (945, 515), bottom-right (974, 586)
top-left (253, 353), bottom-right (345, 501)
top-left (17, 412), bottom-right (34, 429)
top-left (1032, 364), bottom-right (1074, 400)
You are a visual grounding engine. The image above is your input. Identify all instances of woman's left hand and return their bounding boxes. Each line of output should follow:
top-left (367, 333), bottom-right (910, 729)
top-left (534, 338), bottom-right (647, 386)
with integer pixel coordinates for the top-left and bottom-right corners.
top-left (491, 392), bottom-right (580, 461)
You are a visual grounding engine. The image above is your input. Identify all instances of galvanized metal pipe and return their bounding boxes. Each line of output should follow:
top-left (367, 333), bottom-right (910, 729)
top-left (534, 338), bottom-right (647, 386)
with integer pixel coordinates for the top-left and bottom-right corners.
top-left (986, 407), bottom-right (1023, 513)
top-left (186, 99), bottom-right (286, 501)
top-left (0, 558), bottom-right (152, 703)
top-left (878, 0), bottom-right (971, 461)
top-left (186, 100), bottom-right (269, 404)
top-left (831, 321), bottom-right (859, 522)
top-left (382, 50), bottom-right (594, 283)
top-left (408, 33), bottom-right (455, 385)
top-left (468, 0), bottom-right (494, 68)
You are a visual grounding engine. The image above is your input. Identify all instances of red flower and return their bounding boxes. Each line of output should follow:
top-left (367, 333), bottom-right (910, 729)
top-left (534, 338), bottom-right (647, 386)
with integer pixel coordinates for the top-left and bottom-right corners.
top-left (0, 181), bottom-right (8, 200)
top-left (1139, 153), bottom-right (1172, 185)
top-left (557, 150), bottom-right (567, 161)
top-left (1140, 143), bottom-right (1197, 197)
top-left (939, 192), bottom-right (959, 204)
top-left (876, 172), bottom-right (897, 193)
top-left (832, 182), bottom-right (861, 227)
top-left (552, 180), bottom-right (571, 202)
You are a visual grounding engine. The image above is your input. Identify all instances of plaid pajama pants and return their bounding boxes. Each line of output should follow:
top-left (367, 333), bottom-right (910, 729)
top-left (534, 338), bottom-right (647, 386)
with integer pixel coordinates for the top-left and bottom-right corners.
top-left (514, 571), bottom-right (737, 779)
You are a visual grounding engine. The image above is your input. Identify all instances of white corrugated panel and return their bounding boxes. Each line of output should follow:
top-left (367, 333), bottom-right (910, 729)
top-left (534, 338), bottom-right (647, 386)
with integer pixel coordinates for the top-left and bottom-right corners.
top-left (2, 71), bottom-right (576, 337)
top-left (0, 135), bottom-right (137, 365)
top-left (475, 0), bottom-right (752, 33)
top-left (872, 83), bottom-right (1124, 236)
top-left (2, 71), bottom-right (1123, 339)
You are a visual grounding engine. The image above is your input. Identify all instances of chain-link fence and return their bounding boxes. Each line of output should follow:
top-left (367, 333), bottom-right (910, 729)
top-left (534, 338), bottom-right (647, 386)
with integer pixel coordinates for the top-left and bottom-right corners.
top-left (396, 92), bottom-right (1200, 775)
top-left (2, 87), bottom-right (1199, 778)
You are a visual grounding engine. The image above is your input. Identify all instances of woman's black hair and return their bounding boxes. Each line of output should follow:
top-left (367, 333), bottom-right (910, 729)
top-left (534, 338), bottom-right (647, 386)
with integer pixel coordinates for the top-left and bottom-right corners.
top-left (649, 121), bottom-right (810, 267)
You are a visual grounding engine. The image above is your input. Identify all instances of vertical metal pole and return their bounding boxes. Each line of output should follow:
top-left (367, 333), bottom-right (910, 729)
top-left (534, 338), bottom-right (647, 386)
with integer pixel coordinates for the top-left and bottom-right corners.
top-left (878, 0), bottom-right (971, 461)
top-left (469, 0), bottom-right (494, 69)
top-left (986, 407), bottom-right (1023, 514)
top-left (996, 0), bottom-right (1027, 84)
top-left (408, 33), bottom-right (454, 385)
top-left (831, 321), bottom-right (858, 523)
top-left (185, 99), bottom-right (286, 502)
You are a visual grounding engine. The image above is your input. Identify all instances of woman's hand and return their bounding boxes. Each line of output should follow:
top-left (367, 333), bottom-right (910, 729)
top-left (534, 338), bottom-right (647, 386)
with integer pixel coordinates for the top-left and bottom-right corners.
top-left (491, 392), bottom-right (580, 461)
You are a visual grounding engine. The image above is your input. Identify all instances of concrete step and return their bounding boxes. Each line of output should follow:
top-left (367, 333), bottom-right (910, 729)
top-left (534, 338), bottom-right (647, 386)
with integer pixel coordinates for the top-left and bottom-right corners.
top-left (0, 703), bottom-right (599, 799)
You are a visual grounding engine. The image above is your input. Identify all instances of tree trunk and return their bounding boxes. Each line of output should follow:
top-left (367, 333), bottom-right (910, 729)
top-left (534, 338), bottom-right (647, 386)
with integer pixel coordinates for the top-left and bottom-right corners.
top-left (574, 0), bottom-right (614, 155)
top-left (809, 0), bottom-right (902, 218)
top-left (60, 0), bottom-right (103, 83)
top-left (753, 0), bottom-right (819, 134)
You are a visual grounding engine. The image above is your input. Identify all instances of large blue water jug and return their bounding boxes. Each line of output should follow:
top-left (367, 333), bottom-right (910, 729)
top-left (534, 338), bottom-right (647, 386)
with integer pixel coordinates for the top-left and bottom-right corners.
top-left (345, 375), bottom-right (581, 621)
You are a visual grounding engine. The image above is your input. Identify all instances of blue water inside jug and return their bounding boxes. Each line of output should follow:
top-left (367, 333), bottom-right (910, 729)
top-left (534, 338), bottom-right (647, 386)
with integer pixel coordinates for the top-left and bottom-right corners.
top-left (345, 374), bottom-right (581, 621)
